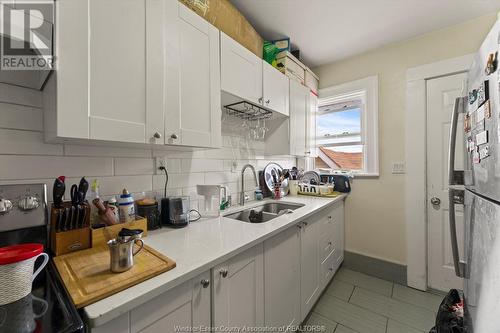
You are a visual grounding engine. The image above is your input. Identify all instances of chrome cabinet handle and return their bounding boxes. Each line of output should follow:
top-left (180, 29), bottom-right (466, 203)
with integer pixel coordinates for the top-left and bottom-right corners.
top-left (296, 223), bottom-right (302, 229)
top-left (265, 99), bottom-right (270, 105)
top-left (219, 269), bottom-right (228, 278)
top-left (258, 97), bottom-right (263, 104)
top-left (430, 197), bottom-right (441, 206)
top-left (328, 241), bottom-right (332, 246)
top-left (170, 134), bottom-right (178, 140)
top-left (200, 279), bottom-right (210, 288)
top-left (153, 132), bottom-right (162, 139)
top-left (303, 221), bottom-right (308, 226)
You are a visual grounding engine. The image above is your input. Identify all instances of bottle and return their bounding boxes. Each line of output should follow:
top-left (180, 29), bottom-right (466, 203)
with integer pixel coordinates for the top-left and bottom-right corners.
top-left (118, 188), bottom-right (135, 223)
top-left (107, 197), bottom-right (120, 224)
top-left (255, 188), bottom-right (263, 201)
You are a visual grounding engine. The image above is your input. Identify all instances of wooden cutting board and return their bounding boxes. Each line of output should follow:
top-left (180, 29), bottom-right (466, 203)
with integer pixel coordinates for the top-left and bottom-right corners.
top-left (53, 244), bottom-right (176, 308)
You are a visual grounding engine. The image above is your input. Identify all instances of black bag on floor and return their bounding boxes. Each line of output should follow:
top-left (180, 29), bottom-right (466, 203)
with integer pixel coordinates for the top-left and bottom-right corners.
top-left (429, 289), bottom-right (464, 333)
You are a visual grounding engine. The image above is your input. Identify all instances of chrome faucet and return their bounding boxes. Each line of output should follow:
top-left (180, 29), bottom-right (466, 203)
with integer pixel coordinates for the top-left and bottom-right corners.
top-left (240, 164), bottom-right (258, 206)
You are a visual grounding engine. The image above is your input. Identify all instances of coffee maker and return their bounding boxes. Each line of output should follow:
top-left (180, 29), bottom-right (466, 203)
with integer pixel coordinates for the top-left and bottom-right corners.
top-left (160, 196), bottom-right (190, 228)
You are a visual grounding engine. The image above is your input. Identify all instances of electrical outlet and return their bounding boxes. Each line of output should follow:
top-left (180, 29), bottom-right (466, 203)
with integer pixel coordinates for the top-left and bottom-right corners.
top-left (392, 162), bottom-right (406, 174)
top-left (155, 157), bottom-right (167, 174)
top-left (231, 160), bottom-right (238, 173)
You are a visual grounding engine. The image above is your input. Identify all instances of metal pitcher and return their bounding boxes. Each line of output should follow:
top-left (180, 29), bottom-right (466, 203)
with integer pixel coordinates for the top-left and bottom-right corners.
top-left (107, 228), bottom-right (144, 273)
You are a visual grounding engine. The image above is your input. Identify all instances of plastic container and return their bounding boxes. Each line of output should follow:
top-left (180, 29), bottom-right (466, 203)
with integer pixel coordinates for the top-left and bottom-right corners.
top-left (0, 243), bottom-right (49, 305)
top-left (118, 189), bottom-right (135, 223)
top-left (255, 189), bottom-right (263, 201)
top-left (196, 185), bottom-right (221, 218)
top-left (289, 180), bottom-right (299, 196)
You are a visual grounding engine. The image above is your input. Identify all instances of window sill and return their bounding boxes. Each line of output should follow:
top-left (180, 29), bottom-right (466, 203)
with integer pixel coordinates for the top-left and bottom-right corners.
top-left (353, 172), bottom-right (379, 178)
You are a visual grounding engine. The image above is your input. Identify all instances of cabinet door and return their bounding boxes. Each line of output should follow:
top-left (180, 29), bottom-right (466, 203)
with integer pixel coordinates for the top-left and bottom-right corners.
top-left (307, 92), bottom-right (318, 157)
top-left (300, 219), bottom-right (320, 321)
top-left (88, 0), bottom-right (163, 144)
top-left (165, 2), bottom-right (221, 148)
top-left (289, 80), bottom-right (309, 156)
top-left (213, 244), bottom-right (264, 331)
top-left (264, 225), bottom-right (301, 331)
top-left (262, 61), bottom-right (289, 116)
top-left (220, 32), bottom-right (263, 105)
top-left (130, 271), bottom-right (211, 333)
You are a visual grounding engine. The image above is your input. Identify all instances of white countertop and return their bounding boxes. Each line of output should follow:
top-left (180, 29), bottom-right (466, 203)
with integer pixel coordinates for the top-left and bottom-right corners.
top-left (83, 194), bottom-right (347, 327)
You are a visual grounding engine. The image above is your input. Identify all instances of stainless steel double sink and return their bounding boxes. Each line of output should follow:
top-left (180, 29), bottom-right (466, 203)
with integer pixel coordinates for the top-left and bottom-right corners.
top-left (224, 202), bottom-right (304, 223)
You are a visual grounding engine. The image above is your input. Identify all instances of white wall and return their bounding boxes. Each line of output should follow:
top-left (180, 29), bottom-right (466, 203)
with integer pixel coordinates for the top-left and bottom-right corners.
top-left (314, 13), bottom-right (498, 265)
top-left (0, 82), bottom-right (295, 208)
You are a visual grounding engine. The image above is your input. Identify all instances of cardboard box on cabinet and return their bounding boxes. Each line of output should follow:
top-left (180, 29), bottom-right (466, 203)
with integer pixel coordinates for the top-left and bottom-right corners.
top-left (178, 0), bottom-right (264, 58)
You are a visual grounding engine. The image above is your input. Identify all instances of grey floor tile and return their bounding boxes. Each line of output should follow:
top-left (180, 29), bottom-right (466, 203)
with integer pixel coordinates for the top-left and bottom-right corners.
top-left (334, 324), bottom-right (359, 333)
top-left (314, 293), bottom-right (387, 333)
top-left (304, 312), bottom-right (337, 333)
top-left (334, 268), bottom-right (393, 297)
top-left (392, 284), bottom-right (443, 313)
top-left (324, 279), bottom-right (355, 301)
top-left (387, 319), bottom-right (426, 333)
top-left (349, 287), bottom-right (435, 332)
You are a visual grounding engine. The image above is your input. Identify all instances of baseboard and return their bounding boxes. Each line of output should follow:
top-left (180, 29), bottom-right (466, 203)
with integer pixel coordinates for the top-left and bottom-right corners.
top-left (343, 251), bottom-right (407, 285)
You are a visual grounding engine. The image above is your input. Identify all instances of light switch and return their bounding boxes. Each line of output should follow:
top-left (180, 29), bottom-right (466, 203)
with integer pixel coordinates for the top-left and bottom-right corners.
top-left (392, 162), bottom-right (406, 174)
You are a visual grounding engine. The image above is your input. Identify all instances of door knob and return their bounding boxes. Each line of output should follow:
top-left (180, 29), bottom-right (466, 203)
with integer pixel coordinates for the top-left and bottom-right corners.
top-left (170, 134), bottom-right (178, 140)
top-left (200, 279), bottom-right (210, 288)
top-left (430, 197), bottom-right (441, 206)
top-left (153, 132), bottom-right (162, 139)
top-left (219, 269), bottom-right (228, 278)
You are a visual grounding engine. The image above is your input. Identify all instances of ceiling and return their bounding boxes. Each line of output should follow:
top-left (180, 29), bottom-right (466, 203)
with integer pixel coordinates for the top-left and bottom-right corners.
top-left (230, 0), bottom-right (500, 68)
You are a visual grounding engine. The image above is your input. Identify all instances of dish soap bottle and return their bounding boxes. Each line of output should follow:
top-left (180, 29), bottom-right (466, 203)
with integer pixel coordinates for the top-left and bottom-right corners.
top-left (88, 179), bottom-right (100, 224)
top-left (118, 188), bottom-right (135, 223)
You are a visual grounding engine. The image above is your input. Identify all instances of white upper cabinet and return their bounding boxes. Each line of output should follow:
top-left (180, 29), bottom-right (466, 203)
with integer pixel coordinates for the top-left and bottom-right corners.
top-left (164, 2), bottom-right (221, 148)
top-left (48, 0), bottom-right (164, 144)
top-left (290, 79), bottom-right (310, 156)
top-left (262, 61), bottom-right (289, 116)
top-left (220, 32), bottom-right (263, 105)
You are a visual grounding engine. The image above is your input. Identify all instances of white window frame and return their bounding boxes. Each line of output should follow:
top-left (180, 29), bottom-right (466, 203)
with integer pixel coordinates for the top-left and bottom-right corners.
top-left (318, 75), bottom-right (379, 177)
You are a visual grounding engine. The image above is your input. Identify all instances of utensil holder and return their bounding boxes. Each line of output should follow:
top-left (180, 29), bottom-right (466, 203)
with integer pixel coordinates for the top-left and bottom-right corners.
top-left (50, 201), bottom-right (91, 256)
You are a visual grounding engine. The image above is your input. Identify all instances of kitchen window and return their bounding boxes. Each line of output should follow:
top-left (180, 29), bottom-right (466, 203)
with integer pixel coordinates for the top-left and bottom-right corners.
top-left (316, 75), bottom-right (379, 176)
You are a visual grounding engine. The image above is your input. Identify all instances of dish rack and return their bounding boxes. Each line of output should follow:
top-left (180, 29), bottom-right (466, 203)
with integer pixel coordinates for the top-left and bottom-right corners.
top-left (224, 101), bottom-right (272, 121)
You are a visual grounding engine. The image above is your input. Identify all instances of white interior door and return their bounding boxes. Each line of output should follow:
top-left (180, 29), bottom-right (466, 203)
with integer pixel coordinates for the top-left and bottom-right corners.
top-left (426, 72), bottom-right (466, 291)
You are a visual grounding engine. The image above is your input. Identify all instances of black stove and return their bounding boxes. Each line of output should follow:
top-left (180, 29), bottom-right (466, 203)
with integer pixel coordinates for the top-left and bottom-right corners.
top-left (0, 184), bottom-right (84, 333)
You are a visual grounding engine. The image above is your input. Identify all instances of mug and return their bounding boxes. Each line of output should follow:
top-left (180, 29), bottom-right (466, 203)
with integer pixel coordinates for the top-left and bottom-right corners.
top-left (0, 294), bottom-right (48, 333)
top-left (0, 252), bottom-right (49, 305)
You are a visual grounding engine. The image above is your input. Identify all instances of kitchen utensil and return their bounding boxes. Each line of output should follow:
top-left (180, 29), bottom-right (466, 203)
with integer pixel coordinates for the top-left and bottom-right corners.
top-left (136, 200), bottom-right (160, 230)
top-left (77, 177), bottom-right (88, 202)
top-left (196, 185), bottom-right (221, 217)
top-left (0, 243), bottom-right (49, 305)
top-left (161, 196), bottom-right (190, 228)
top-left (92, 198), bottom-right (118, 226)
top-left (107, 228), bottom-right (144, 273)
top-left (52, 176), bottom-right (65, 209)
top-left (301, 171), bottom-right (321, 185)
top-left (53, 244), bottom-right (175, 308)
top-left (263, 163), bottom-right (289, 197)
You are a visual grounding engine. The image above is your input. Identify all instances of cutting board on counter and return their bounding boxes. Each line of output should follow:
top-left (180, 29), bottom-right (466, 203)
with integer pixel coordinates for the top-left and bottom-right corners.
top-left (53, 244), bottom-right (176, 308)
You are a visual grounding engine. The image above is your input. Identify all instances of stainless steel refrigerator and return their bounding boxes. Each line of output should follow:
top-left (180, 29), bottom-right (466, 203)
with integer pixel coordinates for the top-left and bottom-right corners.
top-left (448, 18), bottom-right (500, 333)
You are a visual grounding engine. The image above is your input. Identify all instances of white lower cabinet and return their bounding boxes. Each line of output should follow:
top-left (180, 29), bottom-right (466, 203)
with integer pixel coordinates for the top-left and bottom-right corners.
top-left (264, 225), bottom-right (301, 331)
top-left (90, 201), bottom-right (345, 332)
top-left (212, 244), bottom-right (264, 331)
top-left (90, 270), bottom-right (211, 333)
top-left (299, 218), bottom-right (321, 322)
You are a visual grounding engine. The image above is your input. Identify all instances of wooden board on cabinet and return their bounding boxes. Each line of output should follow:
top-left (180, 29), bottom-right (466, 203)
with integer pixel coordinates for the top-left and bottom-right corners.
top-left (54, 244), bottom-right (175, 308)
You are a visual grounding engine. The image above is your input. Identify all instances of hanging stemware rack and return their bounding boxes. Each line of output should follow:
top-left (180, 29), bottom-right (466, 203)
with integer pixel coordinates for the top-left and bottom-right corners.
top-left (223, 101), bottom-right (272, 121)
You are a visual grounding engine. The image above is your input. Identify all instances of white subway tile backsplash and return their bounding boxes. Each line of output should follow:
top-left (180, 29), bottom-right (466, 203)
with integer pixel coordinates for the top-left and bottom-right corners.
top-left (0, 129), bottom-right (63, 155)
top-left (65, 145), bottom-right (152, 158)
top-left (0, 83), bottom-right (296, 204)
top-left (181, 159), bottom-right (223, 173)
top-left (0, 103), bottom-right (43, 131)
top-left (114, 158), bottom-right (154, 176)
top-left (0, 83), bottom-right (42, 107)
top-left (0, 155), bottom-right (113, 180)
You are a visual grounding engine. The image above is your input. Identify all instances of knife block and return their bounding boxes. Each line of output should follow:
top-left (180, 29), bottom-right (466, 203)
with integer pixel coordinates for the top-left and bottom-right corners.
top-left (50, 201), bottom-right (91, 256)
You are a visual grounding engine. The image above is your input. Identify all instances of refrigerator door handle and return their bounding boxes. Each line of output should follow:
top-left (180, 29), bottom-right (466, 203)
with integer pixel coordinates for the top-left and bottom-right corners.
top-left (449, 188), bottom-right (466, 278)
top-left (448, 97), bottom-right (465, 186)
